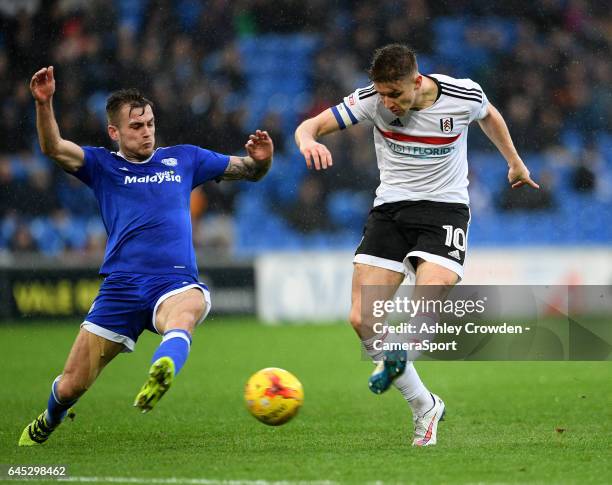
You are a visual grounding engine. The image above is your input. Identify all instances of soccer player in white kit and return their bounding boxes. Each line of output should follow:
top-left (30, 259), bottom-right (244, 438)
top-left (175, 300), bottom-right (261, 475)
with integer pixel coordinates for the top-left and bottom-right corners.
top-left (295, 44), bottom-right (539, 446)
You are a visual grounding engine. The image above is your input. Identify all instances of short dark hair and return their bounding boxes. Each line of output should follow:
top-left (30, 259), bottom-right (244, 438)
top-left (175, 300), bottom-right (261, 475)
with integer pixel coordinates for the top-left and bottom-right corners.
top-left (106, 88), bottom-right (154, 125)
top-left (367, 44), bottom-right (418, 83)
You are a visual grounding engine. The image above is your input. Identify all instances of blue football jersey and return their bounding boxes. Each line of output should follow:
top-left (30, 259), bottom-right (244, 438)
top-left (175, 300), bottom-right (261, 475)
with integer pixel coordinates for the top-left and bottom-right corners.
top-left (72, 145), bottom-right (229, 278)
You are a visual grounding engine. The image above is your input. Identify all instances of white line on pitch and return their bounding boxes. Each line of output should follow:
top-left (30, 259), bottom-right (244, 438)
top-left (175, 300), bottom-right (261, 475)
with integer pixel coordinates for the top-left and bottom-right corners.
top-left (58, 477), bottom-right (338, 485)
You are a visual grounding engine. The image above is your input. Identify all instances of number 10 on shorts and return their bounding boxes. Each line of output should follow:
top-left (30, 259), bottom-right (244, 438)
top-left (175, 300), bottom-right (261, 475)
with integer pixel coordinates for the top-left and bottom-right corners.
top-left (443, 225), bottom-right (466, 251)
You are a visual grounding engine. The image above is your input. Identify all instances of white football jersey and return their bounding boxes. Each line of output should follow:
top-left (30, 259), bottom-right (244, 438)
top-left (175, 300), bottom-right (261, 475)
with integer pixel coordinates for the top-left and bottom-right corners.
top-left (331, 74), bottom-right (489, 206)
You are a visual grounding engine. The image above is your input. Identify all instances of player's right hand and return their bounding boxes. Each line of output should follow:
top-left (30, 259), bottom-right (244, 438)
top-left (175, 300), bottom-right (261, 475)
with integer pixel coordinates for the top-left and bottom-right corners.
top-left (30, 66), bottom-right (56, 103)
top-left (300, 141), bottom-right (333, 170)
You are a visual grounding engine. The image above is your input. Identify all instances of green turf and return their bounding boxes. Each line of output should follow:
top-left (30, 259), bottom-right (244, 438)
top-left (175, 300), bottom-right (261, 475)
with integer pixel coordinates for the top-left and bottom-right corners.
top-left (0, 318), bottom-right (610, 484)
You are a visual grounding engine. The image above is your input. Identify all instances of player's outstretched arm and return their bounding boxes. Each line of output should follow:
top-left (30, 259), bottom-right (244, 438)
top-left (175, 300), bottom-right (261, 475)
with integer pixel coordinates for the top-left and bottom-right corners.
top-left (222, 130), bottom-right (273, 181)
top-left (478, 103), bottom-right (539, 189)
top-left (295, 109), bottom-right (340, 170)
top-left (30, 66), bottom-right (84, 172)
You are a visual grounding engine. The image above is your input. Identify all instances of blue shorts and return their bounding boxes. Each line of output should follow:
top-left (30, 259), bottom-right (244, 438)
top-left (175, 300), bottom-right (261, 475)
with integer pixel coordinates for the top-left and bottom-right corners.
top-left (82, 273), bottom-right (211, 352)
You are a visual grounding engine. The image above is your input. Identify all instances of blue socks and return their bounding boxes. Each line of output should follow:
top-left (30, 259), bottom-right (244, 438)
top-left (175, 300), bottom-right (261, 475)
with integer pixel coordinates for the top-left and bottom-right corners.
top-left (151, 329), bottom-right (192, 376)
top-left (46, 376), bottom-right (77, 427)
top-left (46, 329), bottom-right (191, 426)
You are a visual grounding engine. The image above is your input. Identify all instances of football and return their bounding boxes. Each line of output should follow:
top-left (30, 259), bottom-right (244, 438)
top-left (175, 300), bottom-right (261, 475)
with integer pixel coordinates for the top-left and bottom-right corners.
top-left (244, 367), bottom-right (304, 426)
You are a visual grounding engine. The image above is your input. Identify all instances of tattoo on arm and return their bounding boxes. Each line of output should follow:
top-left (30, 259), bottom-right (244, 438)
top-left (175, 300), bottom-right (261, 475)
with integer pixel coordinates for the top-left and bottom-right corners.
top-left (222, 156), bottom-right (271, 181)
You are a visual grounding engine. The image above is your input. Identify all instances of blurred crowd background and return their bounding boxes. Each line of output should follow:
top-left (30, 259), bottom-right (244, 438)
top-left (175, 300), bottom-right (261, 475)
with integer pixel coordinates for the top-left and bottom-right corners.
top-left (0, 0), bottom-right (610, 260)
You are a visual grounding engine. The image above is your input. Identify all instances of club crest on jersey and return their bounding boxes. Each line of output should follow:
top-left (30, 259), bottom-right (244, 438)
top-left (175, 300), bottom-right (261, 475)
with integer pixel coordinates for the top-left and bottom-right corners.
top-left (440, 117), bottom-right (454, 133)
top-left (161, 157), bottom-right (178, 167)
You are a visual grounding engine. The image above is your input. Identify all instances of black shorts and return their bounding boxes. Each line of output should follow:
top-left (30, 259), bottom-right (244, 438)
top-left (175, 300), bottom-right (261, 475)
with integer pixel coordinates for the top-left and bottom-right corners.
top-left (354, 200), bottom-right (471, 279)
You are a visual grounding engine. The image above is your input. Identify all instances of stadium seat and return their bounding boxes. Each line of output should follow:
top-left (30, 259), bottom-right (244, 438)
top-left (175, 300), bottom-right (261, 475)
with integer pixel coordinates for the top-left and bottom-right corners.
top-left (328, 191), bottom-right (370, 232)
top-left (30, 217), bottom-right (64, 256)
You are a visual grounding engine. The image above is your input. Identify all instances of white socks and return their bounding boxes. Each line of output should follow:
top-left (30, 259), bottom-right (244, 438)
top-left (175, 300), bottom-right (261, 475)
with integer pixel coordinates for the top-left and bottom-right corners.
top-left (361, 333), bottom-right (386, 362)
top-left (393, 364), bottom-right (434, 416)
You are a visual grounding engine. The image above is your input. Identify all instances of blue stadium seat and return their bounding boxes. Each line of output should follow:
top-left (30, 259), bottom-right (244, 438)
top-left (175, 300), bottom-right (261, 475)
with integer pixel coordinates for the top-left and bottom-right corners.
top-left (241, 34), bottom-right (319, 128)
top-left (115, 0), bottom-right (148, 33)
top-left (0, 217), bottom-right (17, 248)
top-left (30, 217), bottom-right (64, 256)
top-left (174, 0), bottom-right (202, 32)
top-left (328, 190), bottom-right (370, 232)
top-left (53, 216), bottom-right (89, 250)
top-left (561, 129), bottom-right (585, 155)
top-left (598, 134), bottom-right (612, 165)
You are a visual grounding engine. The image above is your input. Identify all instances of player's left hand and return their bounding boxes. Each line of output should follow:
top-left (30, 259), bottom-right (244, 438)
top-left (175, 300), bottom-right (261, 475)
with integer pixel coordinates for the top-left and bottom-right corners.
top-left (508, 163), bottom-right (539, 189)
top-left (245, 130), bottom-right (274, 162)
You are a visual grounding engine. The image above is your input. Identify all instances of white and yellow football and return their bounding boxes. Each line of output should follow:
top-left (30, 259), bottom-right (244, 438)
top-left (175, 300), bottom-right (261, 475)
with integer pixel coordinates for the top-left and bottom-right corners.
top-left (244, 367), bottom-right (304, 426)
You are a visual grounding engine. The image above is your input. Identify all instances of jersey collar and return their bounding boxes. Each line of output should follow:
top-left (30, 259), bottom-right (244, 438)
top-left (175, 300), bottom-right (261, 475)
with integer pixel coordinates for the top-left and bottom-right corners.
top-left (409, 75), bottom-right (442, 112)
top-left (114, 148), bottom-right (159, 164)
top-left (424, 75), bottom-right (442, 103)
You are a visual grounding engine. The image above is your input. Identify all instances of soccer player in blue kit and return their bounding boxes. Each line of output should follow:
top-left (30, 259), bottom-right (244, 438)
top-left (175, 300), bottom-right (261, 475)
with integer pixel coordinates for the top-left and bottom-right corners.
top-left (19, 66), bottom-right (274, 446)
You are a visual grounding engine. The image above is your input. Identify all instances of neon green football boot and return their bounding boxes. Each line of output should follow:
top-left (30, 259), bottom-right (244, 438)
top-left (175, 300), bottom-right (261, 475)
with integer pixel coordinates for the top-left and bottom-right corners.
top-left (18, 409), bottom-right (75, 446)
top-left (133, 356), bottom-right (175, 413)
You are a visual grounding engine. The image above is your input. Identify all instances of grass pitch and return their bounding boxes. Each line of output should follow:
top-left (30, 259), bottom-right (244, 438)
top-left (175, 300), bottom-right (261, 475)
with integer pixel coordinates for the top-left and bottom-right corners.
top-left (0, 318), bottom-right (610, 484)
